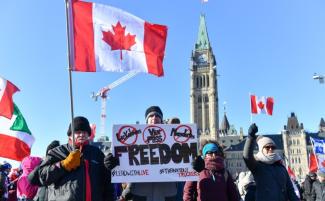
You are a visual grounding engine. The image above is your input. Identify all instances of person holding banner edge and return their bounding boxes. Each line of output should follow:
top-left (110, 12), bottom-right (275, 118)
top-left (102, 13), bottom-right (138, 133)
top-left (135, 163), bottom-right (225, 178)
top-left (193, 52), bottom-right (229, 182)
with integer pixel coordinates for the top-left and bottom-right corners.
top-left (38, 116), bottom-right (114, 201)
top-left (118, 106), bottom-right (178, 201)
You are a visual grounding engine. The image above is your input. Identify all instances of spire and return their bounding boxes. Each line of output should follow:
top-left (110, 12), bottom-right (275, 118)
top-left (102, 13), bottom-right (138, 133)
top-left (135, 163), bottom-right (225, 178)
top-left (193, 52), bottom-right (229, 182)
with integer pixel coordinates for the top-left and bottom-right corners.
top-left (220, 113), bottom-right (230, 133)
top-left (195, 14), bottom-right (210, 50)
top-left (320, 117), bottom-right (325, 127)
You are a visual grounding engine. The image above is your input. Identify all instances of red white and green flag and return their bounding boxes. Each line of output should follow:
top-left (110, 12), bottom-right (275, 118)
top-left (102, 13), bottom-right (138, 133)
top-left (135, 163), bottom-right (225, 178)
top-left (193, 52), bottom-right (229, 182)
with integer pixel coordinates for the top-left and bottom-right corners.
top-left (0, 76), bottom-right (20, 119)
top-left (0, 104), bottom-right (35, 161)
top-left (70, 0), bottom-right (168, 77)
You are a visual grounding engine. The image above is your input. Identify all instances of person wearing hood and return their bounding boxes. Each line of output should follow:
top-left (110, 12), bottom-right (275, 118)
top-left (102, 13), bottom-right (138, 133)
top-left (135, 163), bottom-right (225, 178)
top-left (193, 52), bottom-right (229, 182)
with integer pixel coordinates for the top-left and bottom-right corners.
top-left (183, 140), bottom-right (240, 201)
top-left (17, 156), bottom-right (42, 201)
top-left (243, 123), bottom-right (299, 201)
top-left (27, 140), bottom-right (60, 201)
top-left (38, 116), bottom-right (114, 201)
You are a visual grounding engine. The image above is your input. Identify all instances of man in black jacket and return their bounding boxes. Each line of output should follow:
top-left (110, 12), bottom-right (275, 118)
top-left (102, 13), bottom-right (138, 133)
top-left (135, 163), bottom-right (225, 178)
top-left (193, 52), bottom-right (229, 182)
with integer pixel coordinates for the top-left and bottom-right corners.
top-left (302, 172), bottom-right (316, 201)
top-left (311, 169), bottom-right (325, 201)
top-left (38, 116), bottom-right (114, 201)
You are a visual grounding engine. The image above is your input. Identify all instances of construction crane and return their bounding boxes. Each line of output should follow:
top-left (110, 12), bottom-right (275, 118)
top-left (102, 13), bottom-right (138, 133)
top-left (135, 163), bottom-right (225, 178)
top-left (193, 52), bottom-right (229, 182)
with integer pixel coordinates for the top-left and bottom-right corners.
top-left (91, 71), bottom-right (138, 139)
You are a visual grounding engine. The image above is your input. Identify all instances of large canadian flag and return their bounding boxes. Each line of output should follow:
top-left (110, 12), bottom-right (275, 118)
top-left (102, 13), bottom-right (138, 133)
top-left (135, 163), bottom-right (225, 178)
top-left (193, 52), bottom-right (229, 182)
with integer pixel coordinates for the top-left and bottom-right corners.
top-left (71, 1), bottom-right (168, 77)
top-left (0, 76), bottom-right (20, 119)
top-left (250, 95), bottom-right (274, 115)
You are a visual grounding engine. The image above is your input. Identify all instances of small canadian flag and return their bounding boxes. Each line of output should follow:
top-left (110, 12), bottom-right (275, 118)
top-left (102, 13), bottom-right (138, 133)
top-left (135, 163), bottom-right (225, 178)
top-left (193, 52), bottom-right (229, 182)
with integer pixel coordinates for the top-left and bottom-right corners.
top-left (250, 95), bottom-right (274, 115)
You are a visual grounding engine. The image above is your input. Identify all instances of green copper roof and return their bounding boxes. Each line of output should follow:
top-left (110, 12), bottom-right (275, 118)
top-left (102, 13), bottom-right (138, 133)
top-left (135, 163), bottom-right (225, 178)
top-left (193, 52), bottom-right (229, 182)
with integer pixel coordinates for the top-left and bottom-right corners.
top-left (196, 14), bottom-right (210, 50)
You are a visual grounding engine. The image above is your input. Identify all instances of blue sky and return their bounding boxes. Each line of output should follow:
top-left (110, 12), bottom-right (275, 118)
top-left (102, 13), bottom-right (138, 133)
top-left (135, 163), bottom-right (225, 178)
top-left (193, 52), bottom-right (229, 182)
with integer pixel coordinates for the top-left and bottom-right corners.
top-left (1, 0), bottom-right (325, 165)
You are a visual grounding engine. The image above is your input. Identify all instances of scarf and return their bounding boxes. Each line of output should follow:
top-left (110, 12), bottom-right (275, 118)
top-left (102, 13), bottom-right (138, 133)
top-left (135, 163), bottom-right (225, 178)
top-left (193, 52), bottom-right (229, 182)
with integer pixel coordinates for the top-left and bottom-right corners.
top-left (204, 156), bottom-right (225, 171)
top-left (255, 152), bottom-right (282, 164)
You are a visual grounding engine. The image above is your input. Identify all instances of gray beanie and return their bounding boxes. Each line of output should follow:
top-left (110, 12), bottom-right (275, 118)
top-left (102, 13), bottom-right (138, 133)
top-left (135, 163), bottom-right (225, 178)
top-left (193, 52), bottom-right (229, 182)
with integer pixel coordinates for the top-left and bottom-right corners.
top-left (145, 106), bottom-right (163, 123)
top-left (257, 136), bottom-right (276, 152)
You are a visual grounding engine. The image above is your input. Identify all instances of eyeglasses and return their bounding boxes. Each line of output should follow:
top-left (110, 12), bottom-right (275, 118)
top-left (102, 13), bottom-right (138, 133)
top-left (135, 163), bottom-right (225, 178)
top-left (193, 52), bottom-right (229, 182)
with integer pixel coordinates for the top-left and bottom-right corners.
top-left (264, 145), bottom-right (276, 150)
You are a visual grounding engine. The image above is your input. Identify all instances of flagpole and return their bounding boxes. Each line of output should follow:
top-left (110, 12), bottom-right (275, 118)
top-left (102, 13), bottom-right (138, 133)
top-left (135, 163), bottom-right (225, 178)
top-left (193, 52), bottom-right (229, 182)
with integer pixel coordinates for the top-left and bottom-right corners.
top-left (65, 0), bottom-right (75, 149)
top-left (249, 92), bottom-right (253, 124)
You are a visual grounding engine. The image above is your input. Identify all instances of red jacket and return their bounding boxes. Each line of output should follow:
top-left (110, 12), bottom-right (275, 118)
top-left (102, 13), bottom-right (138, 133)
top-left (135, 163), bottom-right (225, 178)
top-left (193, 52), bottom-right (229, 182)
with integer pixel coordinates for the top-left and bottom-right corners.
top-left (183, 169), bottom-right (240, 201)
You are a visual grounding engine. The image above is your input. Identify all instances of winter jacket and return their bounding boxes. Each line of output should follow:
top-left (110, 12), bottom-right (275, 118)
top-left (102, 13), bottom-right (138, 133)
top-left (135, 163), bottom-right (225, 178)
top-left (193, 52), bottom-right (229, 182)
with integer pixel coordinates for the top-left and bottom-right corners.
top-left (303, 176), bottom-right (316, 201)
top-left (0, 171), bottom-right (9, 201)
top-left (244, 184), bottom-right (256, 201)
top-left (121, 182), bottom-right (177, 201)
top-left (38, 143), bottom-right (114, 201)
top-left (311, 180), bottom-right (325, 201)
top-left (27, 164), bottom-right (47, 201)
top-left (17, 156), bottom-right (42, 200)
top-left (183, 169), bottom-right (240, 201)
top-left (243, 136), bottom-right (299, 201)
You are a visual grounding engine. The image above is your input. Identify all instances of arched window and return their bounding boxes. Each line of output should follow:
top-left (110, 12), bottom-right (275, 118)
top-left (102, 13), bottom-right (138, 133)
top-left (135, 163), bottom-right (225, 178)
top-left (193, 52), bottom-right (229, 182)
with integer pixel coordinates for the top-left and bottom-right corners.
top-left (198, 95), bottom-right (202, 103)
top-left (297, 140), bottom-right (300, 145)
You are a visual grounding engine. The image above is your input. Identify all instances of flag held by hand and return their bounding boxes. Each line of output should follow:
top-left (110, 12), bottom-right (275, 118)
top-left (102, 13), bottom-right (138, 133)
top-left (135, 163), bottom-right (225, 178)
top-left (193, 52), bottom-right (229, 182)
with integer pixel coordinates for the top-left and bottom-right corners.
top-left (250, 94), bottom-right (274, 115)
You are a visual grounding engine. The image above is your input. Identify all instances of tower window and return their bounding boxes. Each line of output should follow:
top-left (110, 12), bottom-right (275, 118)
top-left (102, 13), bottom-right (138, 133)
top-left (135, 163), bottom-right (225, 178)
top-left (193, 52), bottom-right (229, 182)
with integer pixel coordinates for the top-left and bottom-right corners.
top-left (207, 76), bottom-right (209, 87)
top-left (196, 77), bottom-right (199, 88)
top-left (203, 76), bottom-right (205, 88)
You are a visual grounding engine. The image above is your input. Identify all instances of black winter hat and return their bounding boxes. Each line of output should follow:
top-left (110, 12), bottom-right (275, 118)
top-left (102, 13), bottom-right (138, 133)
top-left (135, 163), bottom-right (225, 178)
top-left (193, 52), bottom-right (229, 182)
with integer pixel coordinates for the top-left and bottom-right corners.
top-left (46, 140), bottom-right (60, 155)
top-left (145, 106), bottom-right (163, 122)
top-left (67, 116), bottom-right (91, 136)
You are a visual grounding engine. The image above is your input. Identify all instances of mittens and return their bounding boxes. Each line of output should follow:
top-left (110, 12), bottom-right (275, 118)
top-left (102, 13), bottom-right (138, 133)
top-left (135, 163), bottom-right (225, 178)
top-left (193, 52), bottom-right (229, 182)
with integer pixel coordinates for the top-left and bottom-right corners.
top-left (61, 150), bottom-right (81, 171)
top-left (192, 155), bottom-right (205, 173)
top-left (248, 123), bottom-right (258, 139)
top-left (104, 153), bottom-right (120, 170)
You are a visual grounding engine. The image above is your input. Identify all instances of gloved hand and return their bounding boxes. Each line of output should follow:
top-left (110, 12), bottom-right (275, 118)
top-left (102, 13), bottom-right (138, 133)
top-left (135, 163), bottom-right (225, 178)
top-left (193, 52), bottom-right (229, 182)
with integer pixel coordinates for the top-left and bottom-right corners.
top-left (248, 123), bottom-right (258, 138)
top-left (104, 153), bottom-right (120, 170)
top-left (192, 155), bottom-right (205, 173)
top-left (61, 150), bottom-right (81, 171)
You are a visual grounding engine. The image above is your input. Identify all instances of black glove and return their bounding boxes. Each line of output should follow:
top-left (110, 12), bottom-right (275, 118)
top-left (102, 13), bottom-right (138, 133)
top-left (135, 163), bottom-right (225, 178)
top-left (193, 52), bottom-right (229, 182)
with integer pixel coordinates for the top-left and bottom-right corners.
top-left (248, 123), bottom-right (258, 138)
top-left (104, 153), bottom-right (120, 170)
top-left (192, 155), bottom-right (205, 173)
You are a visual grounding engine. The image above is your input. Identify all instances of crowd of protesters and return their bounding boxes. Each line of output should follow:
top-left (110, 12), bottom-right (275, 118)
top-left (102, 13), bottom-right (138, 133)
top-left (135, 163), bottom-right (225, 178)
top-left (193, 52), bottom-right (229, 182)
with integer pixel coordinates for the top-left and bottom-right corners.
top-left (0, 106), bottom-right (324, 201)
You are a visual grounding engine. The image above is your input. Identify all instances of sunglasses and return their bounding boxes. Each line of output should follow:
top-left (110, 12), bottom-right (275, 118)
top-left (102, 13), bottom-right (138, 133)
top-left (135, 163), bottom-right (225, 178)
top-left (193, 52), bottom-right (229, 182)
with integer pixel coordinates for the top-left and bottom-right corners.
top-left (264, 145), bottom-right (276, 150)
top-left (206, 151), bottom-right (221, 156)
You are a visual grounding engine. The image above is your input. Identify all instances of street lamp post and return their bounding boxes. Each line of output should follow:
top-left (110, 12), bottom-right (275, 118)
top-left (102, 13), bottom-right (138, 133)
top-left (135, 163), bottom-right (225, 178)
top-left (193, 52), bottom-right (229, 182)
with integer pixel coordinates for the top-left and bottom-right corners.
top-left (313, 73), bottom-right (324, 84)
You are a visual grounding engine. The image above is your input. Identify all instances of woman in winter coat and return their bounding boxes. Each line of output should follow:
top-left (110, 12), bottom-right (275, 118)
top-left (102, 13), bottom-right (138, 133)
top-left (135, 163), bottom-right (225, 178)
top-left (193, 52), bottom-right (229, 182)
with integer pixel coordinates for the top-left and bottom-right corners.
top-left (183, 140), bottom-right (240, 201)
top-left (17, 156), bottom-right (42, 201)
top-left (243, 123), bottom-right (299, 201)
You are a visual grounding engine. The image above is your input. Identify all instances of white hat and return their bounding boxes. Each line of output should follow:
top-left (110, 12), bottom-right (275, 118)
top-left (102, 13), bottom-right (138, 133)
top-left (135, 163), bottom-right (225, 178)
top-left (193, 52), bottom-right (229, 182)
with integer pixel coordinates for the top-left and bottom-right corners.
top-left (257, 136), bottom-right (275, 152)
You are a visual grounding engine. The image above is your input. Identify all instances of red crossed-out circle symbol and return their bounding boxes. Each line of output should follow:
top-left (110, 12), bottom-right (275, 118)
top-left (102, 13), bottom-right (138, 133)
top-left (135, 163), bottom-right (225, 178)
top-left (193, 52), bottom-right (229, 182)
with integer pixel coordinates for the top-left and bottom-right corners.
top-left (142, 125), bottom-right (166, 144)
top-left (116, 125), bottom-right (139, 146)
top-left (173, 125), bottom-right (193, 143)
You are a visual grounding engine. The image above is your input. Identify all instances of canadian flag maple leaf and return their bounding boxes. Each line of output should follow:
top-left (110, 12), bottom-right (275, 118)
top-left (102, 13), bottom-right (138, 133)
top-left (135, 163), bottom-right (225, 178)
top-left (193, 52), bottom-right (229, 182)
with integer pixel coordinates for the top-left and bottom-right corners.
top-left (257, 101), bottom-right (265, 110)
top-left (102, 21), bottom-right (136, 60)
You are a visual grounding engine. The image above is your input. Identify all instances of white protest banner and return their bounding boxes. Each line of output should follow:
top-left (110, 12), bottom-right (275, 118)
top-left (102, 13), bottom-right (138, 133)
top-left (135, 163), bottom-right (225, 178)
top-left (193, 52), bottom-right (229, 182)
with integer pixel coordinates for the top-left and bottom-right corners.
top-left (111, 124), bottom-right (198, 183)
